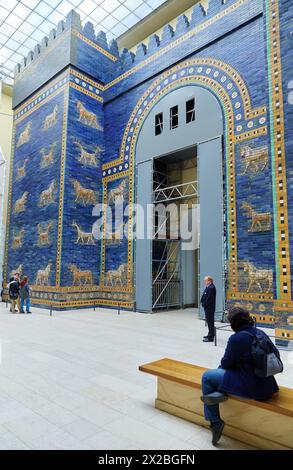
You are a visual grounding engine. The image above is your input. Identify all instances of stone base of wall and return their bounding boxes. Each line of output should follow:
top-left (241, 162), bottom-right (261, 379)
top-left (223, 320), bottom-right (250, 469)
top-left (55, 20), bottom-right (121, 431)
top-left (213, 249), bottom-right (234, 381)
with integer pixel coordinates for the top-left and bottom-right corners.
top-left (2, 287), bottom-right (134, 311)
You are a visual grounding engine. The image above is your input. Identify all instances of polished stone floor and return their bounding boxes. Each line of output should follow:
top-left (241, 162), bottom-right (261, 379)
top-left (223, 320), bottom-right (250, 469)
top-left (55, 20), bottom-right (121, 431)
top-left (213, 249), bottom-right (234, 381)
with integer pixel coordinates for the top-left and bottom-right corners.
top-left (0, 304), bottom-right (292, 450)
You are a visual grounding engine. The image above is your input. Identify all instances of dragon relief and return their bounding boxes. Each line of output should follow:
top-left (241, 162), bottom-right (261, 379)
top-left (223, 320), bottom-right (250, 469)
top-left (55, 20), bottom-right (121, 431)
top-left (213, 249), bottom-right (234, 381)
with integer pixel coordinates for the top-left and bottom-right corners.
top-left (239, 145), bottom-right (268, 175)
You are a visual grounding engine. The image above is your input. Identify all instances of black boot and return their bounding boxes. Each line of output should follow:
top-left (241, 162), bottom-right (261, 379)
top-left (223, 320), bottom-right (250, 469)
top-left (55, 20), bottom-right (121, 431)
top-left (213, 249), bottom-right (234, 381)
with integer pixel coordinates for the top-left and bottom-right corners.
top-left (211, 420), bottom-right (225, 445)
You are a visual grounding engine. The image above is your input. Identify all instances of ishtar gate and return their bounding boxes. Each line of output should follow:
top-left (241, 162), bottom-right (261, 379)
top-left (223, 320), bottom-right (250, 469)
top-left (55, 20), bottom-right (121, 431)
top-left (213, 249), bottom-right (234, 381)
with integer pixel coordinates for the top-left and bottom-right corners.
top-left (2, 0), bottom-right (293, 349)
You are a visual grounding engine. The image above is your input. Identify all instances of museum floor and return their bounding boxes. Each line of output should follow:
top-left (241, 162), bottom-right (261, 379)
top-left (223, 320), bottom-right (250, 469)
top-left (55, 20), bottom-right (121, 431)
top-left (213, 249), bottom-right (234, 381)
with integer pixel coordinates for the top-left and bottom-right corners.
top-left (0, 305), bottom-right (292, 450)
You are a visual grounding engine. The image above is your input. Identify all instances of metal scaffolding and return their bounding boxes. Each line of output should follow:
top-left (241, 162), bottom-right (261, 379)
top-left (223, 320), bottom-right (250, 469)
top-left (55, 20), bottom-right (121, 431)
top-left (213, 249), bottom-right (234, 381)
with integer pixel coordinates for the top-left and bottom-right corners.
top-left (152, 160), bottom-right (198, 310)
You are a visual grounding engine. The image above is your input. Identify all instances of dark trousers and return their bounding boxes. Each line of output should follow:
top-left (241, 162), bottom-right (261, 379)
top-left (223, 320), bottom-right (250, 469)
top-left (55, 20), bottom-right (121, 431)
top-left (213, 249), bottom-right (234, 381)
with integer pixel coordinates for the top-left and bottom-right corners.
top-left (205, 308), bottom-right (215, 339)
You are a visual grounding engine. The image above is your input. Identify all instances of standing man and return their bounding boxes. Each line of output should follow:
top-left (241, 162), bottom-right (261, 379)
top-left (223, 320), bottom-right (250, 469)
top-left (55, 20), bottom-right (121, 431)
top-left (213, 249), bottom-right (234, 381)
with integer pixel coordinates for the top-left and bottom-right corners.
top-left (201, 276), bottom-right (216, 342)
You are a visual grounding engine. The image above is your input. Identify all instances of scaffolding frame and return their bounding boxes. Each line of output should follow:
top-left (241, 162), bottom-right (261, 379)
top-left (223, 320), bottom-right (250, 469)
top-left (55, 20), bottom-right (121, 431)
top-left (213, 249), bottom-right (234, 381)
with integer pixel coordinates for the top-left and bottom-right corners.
top-left (152, 158), bottom-right (198, 310)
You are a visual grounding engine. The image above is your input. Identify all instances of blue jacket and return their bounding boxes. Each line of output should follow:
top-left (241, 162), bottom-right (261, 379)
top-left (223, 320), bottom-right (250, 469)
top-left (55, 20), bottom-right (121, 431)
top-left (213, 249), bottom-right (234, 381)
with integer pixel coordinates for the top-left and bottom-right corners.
top-left (219, 326), bottom-right (279, 400)
top-left (200, 283), bottom-right (216, 312)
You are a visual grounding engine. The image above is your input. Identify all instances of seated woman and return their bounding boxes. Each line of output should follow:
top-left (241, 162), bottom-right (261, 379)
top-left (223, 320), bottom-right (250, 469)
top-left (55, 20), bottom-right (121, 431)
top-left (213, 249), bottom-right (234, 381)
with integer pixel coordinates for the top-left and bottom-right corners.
top-left (201, 306), bottom-right (280, 446)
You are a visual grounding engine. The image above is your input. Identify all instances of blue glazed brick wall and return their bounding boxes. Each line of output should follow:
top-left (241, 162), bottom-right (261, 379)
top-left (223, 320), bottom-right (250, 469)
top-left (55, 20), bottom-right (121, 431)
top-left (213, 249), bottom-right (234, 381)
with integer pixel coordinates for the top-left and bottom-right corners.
top-left (7, 91), bottom-right (65, 287)
top-left (4, 0), bottom-right (292, 340)
top-left (60, 83), bottom-right (103, 288)
top-left (274, 0), bottom-right (293, 342)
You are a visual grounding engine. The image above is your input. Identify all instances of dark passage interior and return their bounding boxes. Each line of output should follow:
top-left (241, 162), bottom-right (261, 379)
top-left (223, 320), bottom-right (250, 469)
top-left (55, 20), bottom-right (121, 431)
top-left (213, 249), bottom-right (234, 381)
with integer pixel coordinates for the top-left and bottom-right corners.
top-left (152, 146), bottom-right (199, 310)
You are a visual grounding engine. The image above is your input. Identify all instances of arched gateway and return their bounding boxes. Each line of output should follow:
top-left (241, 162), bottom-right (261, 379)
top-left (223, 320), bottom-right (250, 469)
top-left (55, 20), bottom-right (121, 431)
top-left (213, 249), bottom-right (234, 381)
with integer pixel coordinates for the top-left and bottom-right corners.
top-left (101, 57), bottom-right (268, 315)
top-left (135, 85), bottom-right (224, 313)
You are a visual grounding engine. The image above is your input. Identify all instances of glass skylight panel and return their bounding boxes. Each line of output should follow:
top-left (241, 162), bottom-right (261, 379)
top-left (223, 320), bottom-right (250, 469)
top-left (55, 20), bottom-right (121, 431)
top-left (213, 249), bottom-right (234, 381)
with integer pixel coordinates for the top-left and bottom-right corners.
top-left (18, 22), bottom-right (35, 35)
top-left (89, 7), bottom-right (108, 22)
top-left (34, 3), bottom-right (54, 17)
top-left (123, 0), bottom-right (144, 10)
top-left (46, 10), bottom-right (64, 25)
top-left (0, 0), bottom-right (171, 81)
top-left (123, 12), bottom-right (140, 29)
top-left (135, 3), bottom-right (152, 19)
top-left (6, 14), bottom-right (24, 29)
top-left (12, 3), bottom-right (32, 19)
top-left (0, 6), bottom-right (10, 22)
top-left (4, 59), bottom-right (18, 70)
top-left (146, 0), bottom-right (166, 8)
top-left (11, 52), bottom-right (26, 62)
top-left (15, 45), bottom-right (31, 56)
top-left (110, 21), bottom-right (128, 36)
top-left (11, 30), bottom-right (27, 44)
top-left (2, 0), bottom-right (18, 10)
top-left (23, 36), bottom-right (38, 49)
top-left (4, 38), bottom-right (21, 51)
top-left (78, 0), bottom-right (97, 15)
top-left (0, 23), bottom-right (15, 38)
top-left (38, 19), bottom-right (56, 33)
top-left (112, 4), bottom-right (129, 21)
top-left (100, 14), bottom-right (117, 30)
top-left (56, 0), bottom-right (75, 16)
top-left (29, 29), bottom-right (46, 42)
top-left (21, 0), bottom-right (42, 9)
top-left (42, 0), bottom-right (64, 8)
top-left (0, 48), bottom-right (12, 59)
top-left (26, 11), bottom-right (45, 27)
top-left (100, 0), bottom-right (120, 14)
top-left (67, 0), bottom-right (85, 6)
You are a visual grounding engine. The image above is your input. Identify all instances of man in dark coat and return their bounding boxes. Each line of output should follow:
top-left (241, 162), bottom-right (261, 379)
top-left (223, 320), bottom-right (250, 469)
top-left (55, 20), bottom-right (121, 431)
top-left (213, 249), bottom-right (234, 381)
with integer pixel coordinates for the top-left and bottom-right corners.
top-left (200, 276), bottom-right (216, 342)
top-left (200, 307), bottom-right (280, 445)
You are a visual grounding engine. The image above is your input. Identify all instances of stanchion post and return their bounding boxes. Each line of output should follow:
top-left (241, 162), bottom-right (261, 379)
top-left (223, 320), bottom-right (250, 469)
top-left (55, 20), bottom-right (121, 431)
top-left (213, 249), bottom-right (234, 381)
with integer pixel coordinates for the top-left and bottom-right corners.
top-left (118, 303), bottom-right (120, 315)
top-left (50, 304), bottom-right (52, 316)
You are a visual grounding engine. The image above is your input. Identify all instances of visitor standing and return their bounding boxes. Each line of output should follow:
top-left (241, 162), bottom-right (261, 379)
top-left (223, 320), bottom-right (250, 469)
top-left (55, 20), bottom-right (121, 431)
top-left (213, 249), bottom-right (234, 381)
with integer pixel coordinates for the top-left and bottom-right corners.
top-left (200, 276), bottom-right (216, 342)
top-left (20, 276), bottom-right (32, 314)
top-left (8, 272), bottom-right (21, 313)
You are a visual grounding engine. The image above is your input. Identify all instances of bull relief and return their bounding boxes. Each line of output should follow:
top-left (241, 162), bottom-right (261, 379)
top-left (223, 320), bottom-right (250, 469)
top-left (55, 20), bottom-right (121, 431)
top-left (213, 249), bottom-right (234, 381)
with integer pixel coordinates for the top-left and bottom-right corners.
top-left (39, 181), bottom-right (56, 207)
top-left (43, 105), bottom-right (58, 130)
top-left (104, 263), bottom-right (128, 286)
top-left (40, 142), bottom-right (57, 168)
top-left (71, 179), bottom-right (97, 206)
top-left (16, 159), bottom-right (28, 180)
top-left (16, 122), bottom-right (32, 148)
top-left (242, 261), bottom-right (273, 294)
top-left (76, 100), bottom-right (103, 130)
top-left (241, 202), bottom-right (272, 232)
top-left (37, 221), bottom-right (54, 246)
top-left (13, 191), bottom-right (29, 214)
top-left (69, 264), bottom-right (93, 285)
top-left (35, 263), bottom-right (52, 285)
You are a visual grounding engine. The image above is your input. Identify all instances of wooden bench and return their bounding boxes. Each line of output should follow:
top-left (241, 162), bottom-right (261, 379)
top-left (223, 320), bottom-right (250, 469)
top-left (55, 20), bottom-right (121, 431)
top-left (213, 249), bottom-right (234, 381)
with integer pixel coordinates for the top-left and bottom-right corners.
top-left (139, 358), bottom-right (293, 450)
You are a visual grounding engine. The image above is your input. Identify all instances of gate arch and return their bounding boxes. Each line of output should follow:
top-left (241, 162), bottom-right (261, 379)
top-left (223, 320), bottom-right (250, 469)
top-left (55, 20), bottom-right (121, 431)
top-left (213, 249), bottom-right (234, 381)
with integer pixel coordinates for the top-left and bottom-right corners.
top-left (101, 58), bottom-right (268, 306)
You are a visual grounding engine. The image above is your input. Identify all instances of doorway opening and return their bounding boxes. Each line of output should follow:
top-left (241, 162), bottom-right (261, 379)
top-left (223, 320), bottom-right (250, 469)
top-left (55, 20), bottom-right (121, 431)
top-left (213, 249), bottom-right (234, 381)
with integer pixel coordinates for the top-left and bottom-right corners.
top-left (152, 146), bottom-right (198, 311)
top-left (135, 85), bottom-right (224, 314)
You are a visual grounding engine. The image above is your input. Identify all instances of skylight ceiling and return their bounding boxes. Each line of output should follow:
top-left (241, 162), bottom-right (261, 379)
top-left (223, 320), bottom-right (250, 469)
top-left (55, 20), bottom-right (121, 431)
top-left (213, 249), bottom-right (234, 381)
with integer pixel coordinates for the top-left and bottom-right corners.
top-left (0, 0), bottom-right (167, 85)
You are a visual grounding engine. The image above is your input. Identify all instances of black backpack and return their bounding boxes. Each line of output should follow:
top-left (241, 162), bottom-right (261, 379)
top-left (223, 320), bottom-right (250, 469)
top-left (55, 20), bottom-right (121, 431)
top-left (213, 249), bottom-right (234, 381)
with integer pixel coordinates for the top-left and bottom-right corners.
top-left (9, 281), bottom-right (19, 300)
top-left (243, 330), bottom-right (283, 378)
